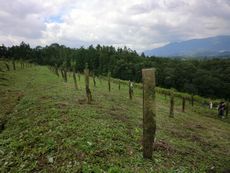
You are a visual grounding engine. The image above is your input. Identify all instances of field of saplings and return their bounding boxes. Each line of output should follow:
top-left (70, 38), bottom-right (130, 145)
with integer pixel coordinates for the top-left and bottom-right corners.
top-left (0, 60), bottom-right (229, 172)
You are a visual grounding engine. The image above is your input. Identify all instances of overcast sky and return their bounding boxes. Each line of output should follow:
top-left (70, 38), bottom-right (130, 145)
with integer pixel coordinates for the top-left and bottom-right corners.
top-left (0, 0), bottom-right (230, 52)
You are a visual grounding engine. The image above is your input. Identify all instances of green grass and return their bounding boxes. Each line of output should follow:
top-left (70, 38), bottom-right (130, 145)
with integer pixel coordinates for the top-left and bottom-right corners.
top-left (0, 63), bottom-right (230, 172)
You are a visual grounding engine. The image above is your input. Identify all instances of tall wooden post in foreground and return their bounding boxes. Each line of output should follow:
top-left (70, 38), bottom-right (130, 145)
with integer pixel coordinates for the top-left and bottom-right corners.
top-left (142, 68), bottom-right (156, 159)
top-left (169, 90), bottom-right (174, 117)
top-left (84, 68), bottom-right (92, 103)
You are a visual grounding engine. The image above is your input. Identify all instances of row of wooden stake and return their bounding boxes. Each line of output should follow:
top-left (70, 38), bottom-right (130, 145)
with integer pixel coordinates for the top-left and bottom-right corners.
top-left (52, 65), bottom-right (193, 115)
top-left (50, 66), bottom-right (228, 159)
top-left (2, 60), bottom-right (30, 71)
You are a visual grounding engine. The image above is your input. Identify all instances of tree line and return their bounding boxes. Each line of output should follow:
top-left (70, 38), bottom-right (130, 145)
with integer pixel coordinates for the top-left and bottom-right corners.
top-left (0, 42), bottom-right (229, 99)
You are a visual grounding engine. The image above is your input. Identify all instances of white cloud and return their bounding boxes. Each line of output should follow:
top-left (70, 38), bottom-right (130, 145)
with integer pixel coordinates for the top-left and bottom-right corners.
top-left (0, 0), bottom-right (230, 52)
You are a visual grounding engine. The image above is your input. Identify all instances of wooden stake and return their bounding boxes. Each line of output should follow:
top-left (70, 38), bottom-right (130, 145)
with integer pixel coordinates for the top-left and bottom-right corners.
top-left (169, 90), bottom-right (174, 117)
top-left (4, 63), bottom-right (10, 71)
top-left (93, 73), bottom-right (96, 87)
top-left (84, 68), bottom-right (92, 103)
top-left (61, 69), bottom-right (64, 80)
top-left (142, 68), bottom-right (156, 159)
top-left (182, 97), bottom-right (185, 112)
top-left (108, 72), bottom-right (111, 92)
top-left (73, 68), bottom-right (78, 90)
top-left (118, 80), bottom-right (121, 90)
top-left (129, 81), bottom-right (133, 100)
top-left (191, 94), bottom-right (194, 106)
top-left (55, 64), bottom-right (59, 77)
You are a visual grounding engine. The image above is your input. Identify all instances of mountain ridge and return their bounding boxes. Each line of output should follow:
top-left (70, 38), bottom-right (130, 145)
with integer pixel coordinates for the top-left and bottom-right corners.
top-left (144, 35), bottom-right (230, 57)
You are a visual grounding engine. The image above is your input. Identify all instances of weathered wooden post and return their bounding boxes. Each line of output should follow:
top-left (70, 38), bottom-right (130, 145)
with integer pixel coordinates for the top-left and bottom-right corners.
top-left (169, 89), bottom-right (174, 117)
top-left (61, 62), bottom-right (67, 82)
top-left (55, 64), bottom-right (59, 77)
top-left (108, 71), bottom-right (111, 92)
top-left (129, 81), bottom-right (133, 100)
top-left (129, 81), bottom-right (132, 100)
top-left (182, 97), bottom-right (185, 112)
top-left (118, 80), bottom-right (121, 90)
top-left (84, 65), bottom-right (92, 103)
top-left (4, 63), bottom-right (10, 71)
top-left (73, 67), bottom-right (78, 90)
top-left (93, 72), bottom-right (96, 87)
top-left (61, 69), bottom-right (65, 80)
top-left (142, 68), bottom-right (156, 159)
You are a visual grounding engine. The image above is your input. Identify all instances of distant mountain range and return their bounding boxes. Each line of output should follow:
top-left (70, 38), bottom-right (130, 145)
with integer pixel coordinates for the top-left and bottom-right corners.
top-left (144, 35), bottom-right (230, 57)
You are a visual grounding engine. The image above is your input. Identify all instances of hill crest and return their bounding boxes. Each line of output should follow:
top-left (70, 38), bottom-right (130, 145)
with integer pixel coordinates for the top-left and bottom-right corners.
top-left (144, 35), bottom-right (230, 57)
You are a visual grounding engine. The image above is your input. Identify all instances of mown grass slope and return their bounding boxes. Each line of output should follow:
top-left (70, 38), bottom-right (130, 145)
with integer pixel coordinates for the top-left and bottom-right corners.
top-left (0, 63), bottom-right (230, 172)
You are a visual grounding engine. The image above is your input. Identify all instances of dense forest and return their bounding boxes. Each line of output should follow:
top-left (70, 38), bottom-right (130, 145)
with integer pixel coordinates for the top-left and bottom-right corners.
top-left (0, 42), bottom-right (229, 99)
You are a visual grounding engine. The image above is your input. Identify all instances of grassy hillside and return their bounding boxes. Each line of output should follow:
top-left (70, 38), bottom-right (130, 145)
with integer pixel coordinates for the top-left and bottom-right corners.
top-left (0, 63), bottom-right (230, 172)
